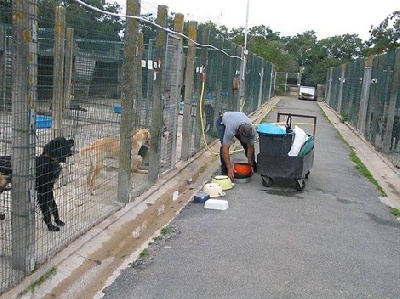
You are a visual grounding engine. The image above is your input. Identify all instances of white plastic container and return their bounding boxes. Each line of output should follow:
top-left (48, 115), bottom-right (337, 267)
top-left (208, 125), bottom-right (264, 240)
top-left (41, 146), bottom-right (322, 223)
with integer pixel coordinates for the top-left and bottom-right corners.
top-left (204, 199), bottom-right (229, 210)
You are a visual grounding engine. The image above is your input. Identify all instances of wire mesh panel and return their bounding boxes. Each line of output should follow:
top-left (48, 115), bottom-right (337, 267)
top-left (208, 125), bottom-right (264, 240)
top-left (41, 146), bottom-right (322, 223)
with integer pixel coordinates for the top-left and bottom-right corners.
top-left (326, 67), bottom-right (342, 111)
top-left (262, 60), bottom-right (275, 104)
top-left (326, 47), bottom-right (400, 162)
top-left (202, 32), bottom-right (222, 142)
top-left (140, 39), bottom-right (155, 128)
top-left (220, 39), bottom-right (235, 115)
top-left (244, 52), bottom-right (262, 114)
top-left (368, 51), bottom-right (398, 152)
top-left (160, 33), bottom-right (182, 173)
top-left (346, 59), bottom-right (363, 125)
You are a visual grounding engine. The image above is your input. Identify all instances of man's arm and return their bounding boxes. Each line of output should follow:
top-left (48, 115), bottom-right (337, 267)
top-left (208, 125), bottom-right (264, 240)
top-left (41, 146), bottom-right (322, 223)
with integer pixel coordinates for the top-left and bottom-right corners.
top-left (222, 144), bottom-right (234, 180)
top-left (246, 144), bottom-right (255, 170)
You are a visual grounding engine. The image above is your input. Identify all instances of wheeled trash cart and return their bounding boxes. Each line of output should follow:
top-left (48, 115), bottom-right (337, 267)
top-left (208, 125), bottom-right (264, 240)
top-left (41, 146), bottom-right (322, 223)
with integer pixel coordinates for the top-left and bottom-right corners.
top-left (257, 113), bottom-right (317, 191)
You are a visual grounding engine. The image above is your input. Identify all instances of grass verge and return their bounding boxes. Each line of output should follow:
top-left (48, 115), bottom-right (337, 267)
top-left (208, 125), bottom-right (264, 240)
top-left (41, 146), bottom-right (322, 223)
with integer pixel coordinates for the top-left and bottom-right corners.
top-left (19, 266), bottom-right (57, 297)
top-left (391, 208), bottom-right (400, 217)
top-left (349, 151), bottom-right (387, 197)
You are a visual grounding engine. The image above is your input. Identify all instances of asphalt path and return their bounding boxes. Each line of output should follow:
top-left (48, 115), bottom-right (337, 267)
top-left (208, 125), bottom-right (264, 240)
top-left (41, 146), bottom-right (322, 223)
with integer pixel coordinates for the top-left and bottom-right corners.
top-left (102, 98), bottom-right (400, 298)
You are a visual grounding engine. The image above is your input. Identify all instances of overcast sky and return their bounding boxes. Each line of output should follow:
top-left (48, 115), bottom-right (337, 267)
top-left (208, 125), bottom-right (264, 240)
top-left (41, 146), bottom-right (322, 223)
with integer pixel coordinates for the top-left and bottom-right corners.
top-left (124, 0), bottom-right (399, 41)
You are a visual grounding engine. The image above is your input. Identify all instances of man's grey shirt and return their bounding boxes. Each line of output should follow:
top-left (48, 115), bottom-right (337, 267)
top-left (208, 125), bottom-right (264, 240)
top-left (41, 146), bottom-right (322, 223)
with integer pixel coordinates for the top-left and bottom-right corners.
top-left (221, 112), bottom-right (256, 146)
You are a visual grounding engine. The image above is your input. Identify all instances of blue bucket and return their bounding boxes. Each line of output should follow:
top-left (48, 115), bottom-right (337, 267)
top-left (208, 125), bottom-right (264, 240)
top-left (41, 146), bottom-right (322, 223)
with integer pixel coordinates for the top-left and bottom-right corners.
top-left (113, 105), bottom-right (122, 114)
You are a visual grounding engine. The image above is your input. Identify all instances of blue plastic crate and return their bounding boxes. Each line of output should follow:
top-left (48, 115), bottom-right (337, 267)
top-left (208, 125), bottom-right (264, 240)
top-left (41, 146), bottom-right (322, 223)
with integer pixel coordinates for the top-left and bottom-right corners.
top-left (114, 105), bottom-right (122, 114)
top-left (35, 115), bottom-right (52, 129)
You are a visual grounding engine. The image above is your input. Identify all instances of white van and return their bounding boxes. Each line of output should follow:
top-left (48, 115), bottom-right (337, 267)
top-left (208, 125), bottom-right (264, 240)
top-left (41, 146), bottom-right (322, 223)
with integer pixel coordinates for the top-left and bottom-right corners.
top-left (298, 85), bottom-right (316, 101)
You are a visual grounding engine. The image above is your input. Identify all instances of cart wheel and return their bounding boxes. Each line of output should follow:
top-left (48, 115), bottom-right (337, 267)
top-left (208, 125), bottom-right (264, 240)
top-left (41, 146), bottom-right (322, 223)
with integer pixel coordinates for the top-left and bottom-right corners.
top-left (296, 179), bottom-right (305, 191)
top-left (305, 171), bottom-right (310, 179)
top-left (261, 176), bottom-right (273, 187)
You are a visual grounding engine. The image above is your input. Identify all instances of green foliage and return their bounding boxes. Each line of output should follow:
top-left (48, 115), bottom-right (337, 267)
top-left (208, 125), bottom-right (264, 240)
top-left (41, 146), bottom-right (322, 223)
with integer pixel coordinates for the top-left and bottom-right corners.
top-left (38, 0), bottom-right (124, 45)
top-left (365, 11), bottom-right (400, 55)
top-left (391, 208), bottom-right (400, 217)
top-left (160, 226), bottom-right (171, 235)
top-left (224, 25), bottom-right (293, 72)
top-left (216, 11), bottom-right (397, 85)
top-left (320, 34), bottom-right (365, 60)
top-left (250, 40), bottom-right (293, 72)
top-left (349, 151), bottom-right (386, 196)
top-left (139, 249), bottom-right (149, 258)
top-left (19, 267), bottom-right (57, 296)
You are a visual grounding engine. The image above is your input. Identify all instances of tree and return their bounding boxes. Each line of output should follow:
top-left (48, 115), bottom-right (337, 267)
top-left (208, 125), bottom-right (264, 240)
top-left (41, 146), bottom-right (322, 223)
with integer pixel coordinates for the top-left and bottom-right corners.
top-left (38, 0), bottom-right (124, 43)
top-left (284, 31), bottom-right (318, 64)
top-left (218, 24), bottom-right (293, 72)
top-left (304, 34), bottom-right (367, 84)
top-left (319, 34), bottom-right (365, 60)
top-left (248, 25), bottom-right (281, 41)
top-left (284, 31), bottom-right (319, 85)
top-left (366, 10), bottom-right (400, 55)
top-left (283, 32), bottom-right (367, 85)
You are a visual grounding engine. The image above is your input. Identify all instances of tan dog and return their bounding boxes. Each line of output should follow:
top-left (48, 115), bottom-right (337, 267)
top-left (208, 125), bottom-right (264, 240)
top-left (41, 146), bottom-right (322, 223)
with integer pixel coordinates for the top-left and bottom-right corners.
top-left (80, 128), bottom-right (150, 195)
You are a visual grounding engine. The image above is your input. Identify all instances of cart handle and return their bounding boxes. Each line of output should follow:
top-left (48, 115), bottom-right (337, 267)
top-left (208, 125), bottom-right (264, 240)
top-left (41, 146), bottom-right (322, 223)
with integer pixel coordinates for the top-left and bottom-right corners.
top-left (277, 112), bottom-right (317, 138)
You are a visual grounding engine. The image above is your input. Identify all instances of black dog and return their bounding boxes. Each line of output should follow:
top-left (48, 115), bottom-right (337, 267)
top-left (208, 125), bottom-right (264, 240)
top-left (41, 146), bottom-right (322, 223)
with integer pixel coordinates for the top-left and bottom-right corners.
top-left (0, 137), bottom-right (74, 231)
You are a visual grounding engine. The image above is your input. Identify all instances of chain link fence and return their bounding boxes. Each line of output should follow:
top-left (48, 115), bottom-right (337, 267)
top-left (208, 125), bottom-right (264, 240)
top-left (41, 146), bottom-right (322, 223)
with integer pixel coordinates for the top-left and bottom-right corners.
top-left (325, 47), bottom-right (400, 166)
top-left (0, 1), bottom-right (275, 294)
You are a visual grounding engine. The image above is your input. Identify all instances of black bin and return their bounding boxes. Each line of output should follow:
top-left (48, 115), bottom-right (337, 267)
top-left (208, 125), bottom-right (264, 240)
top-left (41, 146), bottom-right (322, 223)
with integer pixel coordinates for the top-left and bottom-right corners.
top-left (258, 132), bottom-right (294, 156)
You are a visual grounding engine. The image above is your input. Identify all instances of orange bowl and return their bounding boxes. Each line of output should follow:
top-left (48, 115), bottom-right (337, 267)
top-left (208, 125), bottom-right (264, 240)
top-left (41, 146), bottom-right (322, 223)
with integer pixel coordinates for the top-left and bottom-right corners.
top-left (233, 163), bottom-right (252, 176)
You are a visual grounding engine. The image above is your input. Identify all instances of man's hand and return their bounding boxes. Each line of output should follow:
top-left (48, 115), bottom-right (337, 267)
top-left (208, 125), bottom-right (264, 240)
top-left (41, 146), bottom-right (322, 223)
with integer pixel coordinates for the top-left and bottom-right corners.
top-left (227, 167), bottom-right (235, 181)
top-left (247, 144), bottom-right (255, 173)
